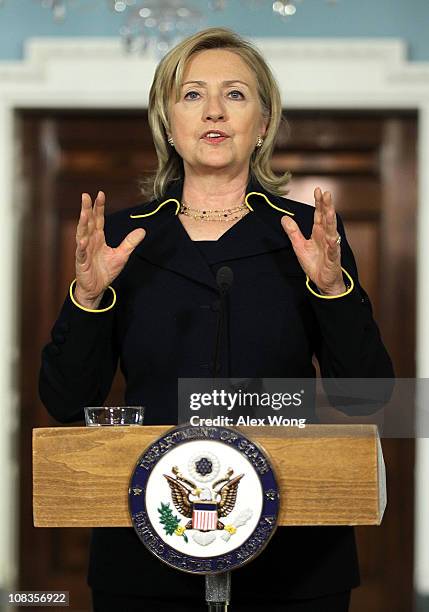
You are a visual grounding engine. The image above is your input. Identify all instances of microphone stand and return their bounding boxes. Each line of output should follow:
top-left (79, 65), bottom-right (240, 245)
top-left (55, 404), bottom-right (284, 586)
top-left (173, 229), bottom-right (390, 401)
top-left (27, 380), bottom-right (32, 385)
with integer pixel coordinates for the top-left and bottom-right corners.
top-left (212, 266), bottom-right (233, 380)
top-left (207, 266), bottom-right (233, 611)
top-left (206, 571), bottom-right (231, 612)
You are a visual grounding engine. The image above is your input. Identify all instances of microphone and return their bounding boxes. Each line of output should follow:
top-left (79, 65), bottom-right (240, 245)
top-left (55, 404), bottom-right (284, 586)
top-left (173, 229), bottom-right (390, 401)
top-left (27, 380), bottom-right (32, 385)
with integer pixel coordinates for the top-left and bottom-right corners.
top-left (216, 266), bottom-right (234, 294)
top-left (212, 266), bottom-right (234, 379)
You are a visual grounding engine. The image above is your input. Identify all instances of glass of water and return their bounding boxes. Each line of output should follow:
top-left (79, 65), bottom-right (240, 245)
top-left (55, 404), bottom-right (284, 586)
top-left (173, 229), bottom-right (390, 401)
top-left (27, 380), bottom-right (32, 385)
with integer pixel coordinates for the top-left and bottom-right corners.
top-left (84, 406), bottom-right (145, 426)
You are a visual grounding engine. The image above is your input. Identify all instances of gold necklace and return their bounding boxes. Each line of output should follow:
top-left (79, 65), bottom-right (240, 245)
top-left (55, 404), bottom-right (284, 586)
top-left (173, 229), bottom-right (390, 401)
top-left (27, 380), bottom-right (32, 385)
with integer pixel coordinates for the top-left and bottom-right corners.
top-left (179, 200), bottom-right (249, 222)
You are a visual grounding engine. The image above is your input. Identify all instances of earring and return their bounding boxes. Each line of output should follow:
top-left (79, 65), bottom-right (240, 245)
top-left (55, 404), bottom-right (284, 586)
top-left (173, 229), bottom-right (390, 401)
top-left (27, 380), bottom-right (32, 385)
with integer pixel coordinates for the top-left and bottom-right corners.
top-left (256, 136), bottom-right (263, 148)
top-left (168, 137), bottom-right (174, 147)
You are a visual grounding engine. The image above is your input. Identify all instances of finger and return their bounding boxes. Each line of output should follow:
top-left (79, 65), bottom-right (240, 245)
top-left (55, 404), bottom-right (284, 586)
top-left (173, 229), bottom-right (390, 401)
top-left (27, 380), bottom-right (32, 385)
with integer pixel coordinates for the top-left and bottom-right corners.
top-left (325, 238), bottom-right (341, 262)
top-left (280, 215), bottom-right (307, 252)
top-left (81, 192), bottom-right (92, 209)
top-left (321, 191), bottom-right (338, 240)
top-left (81, 192), bottom-right (93, 223)
top-left (87, 204), bottom-right (96, 237)
top-left (313, 187), bottom-right (323, 225)
top-left (82, 191), bottom-right (95, 228)
top-left (314, 186), bottom-right (323, 204)
top-left (94, 190), bottom-right (105, 232)
top-left (117, 228), bottom-right (146, 258)
top-left (77, 193), bottom-right (93, 237)
top-left (76, 235), bottom-right (88, 264)
top-left (76, 207), bottom-right (89, 241)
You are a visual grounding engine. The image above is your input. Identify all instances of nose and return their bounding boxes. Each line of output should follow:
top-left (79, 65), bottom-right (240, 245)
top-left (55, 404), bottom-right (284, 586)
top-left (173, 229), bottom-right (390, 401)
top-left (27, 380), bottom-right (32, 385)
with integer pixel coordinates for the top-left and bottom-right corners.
top-left (203, 93), bottom-right (226, 122)
top-left (205, 110), bottom-right (224, 121)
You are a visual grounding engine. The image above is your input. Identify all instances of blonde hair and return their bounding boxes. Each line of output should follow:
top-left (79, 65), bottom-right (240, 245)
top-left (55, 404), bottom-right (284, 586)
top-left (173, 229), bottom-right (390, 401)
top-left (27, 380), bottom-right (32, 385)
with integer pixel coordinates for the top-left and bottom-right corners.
top-left (139, 27), bottom-right (291, 201)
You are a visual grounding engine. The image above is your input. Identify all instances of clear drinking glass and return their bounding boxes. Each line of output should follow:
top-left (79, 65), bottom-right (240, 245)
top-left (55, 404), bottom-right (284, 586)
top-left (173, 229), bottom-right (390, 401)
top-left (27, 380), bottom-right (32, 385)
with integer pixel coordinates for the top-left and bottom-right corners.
top-left (84, 406), bottom-right (145, 426)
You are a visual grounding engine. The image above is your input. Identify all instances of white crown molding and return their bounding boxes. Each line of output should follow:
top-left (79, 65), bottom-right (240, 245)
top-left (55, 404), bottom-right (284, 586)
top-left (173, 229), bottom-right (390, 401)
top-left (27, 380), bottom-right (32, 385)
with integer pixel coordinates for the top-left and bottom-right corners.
top-left (0, 36), bottom-right (428, 94)
top-left (24, 36), bottom-right (125, 60)
top-left (23, 35), bottom-right (408, 62)
top-left (255, 37), bottom-right (407, 62)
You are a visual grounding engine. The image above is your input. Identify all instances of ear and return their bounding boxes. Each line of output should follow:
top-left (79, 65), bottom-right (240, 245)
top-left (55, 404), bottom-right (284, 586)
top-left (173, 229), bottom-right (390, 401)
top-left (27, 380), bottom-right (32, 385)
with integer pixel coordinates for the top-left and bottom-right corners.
top-left (260, 117), bottom-right (268, 138)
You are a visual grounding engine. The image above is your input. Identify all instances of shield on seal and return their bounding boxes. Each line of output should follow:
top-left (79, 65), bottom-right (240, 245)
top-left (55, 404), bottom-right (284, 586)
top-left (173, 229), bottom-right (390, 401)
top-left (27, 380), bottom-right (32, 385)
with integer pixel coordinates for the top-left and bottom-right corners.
top-left (192, 501), bottom-right (218, 531)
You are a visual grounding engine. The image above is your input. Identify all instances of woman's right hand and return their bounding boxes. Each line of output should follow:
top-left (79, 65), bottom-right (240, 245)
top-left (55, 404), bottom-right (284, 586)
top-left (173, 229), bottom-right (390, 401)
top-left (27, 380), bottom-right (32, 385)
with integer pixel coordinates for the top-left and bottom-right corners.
top-left (74, 191), bottom-right (146, 309)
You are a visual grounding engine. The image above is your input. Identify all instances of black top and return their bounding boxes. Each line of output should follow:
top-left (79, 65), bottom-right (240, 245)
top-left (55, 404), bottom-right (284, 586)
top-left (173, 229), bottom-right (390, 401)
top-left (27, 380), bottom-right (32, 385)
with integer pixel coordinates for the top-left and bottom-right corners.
top-left (193, 239), bottom-right (218, 258)
top-left (192, 216), bottom-right (252, 263)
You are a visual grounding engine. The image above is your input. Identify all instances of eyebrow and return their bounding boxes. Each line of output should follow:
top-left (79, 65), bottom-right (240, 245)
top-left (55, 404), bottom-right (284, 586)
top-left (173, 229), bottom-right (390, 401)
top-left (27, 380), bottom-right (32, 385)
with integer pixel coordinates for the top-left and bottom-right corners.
top-left (181, 80), bottom-right (250, 88)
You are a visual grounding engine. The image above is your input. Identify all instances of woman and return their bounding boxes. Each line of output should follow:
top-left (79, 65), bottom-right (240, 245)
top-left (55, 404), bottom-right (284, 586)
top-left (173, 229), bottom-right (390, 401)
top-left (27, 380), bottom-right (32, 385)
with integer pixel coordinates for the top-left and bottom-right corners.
top-left (39, 27), bottom-right (394, 611)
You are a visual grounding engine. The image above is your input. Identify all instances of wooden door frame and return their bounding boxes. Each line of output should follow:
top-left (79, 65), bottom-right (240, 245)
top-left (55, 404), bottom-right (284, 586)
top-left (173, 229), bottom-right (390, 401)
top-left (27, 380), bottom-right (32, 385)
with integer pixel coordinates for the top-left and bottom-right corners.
top-left (0, 36), bottom-right (428, 597)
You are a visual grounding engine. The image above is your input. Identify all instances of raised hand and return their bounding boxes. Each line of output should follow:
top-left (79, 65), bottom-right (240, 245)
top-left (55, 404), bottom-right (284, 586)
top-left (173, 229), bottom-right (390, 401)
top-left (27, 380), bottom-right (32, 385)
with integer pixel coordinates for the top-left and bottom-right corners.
top-left (75, 191), bottom-right (146, 309)
top-left (280, 187), bottom-right (346, 296)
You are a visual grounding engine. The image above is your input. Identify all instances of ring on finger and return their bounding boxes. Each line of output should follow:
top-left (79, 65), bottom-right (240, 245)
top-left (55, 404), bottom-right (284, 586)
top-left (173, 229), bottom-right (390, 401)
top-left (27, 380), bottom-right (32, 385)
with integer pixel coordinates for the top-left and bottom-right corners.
top-left (335, 234), bottom-right (341, 245)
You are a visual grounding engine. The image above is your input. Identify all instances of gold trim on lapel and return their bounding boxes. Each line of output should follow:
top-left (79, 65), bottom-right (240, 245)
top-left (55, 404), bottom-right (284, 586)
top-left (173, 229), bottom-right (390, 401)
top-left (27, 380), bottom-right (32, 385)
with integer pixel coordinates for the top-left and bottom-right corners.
top-left (245, 191), bottom-right (295, 217)
top-left (130, 198), bottom-right (181, 218)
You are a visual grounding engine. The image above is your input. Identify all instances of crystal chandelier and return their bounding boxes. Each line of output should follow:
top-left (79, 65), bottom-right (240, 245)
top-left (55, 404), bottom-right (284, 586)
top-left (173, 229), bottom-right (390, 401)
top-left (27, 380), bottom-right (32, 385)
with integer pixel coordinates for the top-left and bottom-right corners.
top-left (0, 0), bottom-right (339, 56)
top-left (115, 1), bottom-right (205, 57)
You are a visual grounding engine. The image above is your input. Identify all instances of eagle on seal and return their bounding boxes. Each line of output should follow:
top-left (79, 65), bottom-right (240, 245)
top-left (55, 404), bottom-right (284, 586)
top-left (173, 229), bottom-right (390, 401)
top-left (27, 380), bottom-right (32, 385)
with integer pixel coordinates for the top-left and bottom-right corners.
top-left (163, 466), bottom-right (244, 532)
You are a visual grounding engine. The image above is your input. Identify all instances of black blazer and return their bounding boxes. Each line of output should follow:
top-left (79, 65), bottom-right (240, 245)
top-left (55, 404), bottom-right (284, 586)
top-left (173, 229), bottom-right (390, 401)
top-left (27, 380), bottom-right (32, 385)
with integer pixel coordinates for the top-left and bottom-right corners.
top-left (39, 175), bottom-right (394, 603)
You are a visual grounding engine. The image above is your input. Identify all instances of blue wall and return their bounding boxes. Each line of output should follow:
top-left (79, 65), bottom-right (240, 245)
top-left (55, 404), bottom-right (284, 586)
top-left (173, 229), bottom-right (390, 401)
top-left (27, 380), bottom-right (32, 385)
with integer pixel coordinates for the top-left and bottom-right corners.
top-left (0, 0), bottom-right (428, 61)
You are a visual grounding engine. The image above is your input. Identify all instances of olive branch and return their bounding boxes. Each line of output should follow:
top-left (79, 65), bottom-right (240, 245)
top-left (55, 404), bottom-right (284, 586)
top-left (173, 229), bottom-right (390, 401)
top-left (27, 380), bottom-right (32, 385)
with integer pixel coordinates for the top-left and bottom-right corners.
top-left (158, 502), bottom-right (188, 543)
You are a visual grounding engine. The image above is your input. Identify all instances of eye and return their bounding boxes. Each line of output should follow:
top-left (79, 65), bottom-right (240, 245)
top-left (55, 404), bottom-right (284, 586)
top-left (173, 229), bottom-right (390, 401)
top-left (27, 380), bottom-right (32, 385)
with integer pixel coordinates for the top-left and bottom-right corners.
top-left (184, 90), bottom-right (200, 100)
top-left (228, 90), bottom-right (245, 99)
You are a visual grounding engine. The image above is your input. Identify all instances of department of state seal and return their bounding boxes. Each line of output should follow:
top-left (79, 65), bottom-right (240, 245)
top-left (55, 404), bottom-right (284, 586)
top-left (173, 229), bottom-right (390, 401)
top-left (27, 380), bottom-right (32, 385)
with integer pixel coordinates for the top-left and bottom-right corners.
top-left (129, 425), bottom-right (280, 574)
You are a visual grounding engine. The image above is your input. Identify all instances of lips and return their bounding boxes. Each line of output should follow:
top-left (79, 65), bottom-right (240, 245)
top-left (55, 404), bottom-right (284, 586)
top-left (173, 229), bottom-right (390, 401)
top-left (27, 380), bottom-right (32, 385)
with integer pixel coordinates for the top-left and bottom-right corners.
top-left (202, 135), bottom-right (228, 144)
top-left (200, 130), bottom-right (229, 139)
top-left (201, 131), bottom-right (230, 145)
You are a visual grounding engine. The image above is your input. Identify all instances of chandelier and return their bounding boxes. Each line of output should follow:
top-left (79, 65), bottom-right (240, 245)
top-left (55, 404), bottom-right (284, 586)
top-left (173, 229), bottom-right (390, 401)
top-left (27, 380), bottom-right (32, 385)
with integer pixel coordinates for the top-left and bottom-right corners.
top-left (0, 0), bottom-right (339, 56)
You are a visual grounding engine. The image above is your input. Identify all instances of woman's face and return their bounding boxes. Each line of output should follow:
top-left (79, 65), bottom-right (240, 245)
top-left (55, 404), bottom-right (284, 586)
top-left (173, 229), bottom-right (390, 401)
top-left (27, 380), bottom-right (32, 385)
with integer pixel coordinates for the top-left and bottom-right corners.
top-left (168, 48), bottom-right (267, 177)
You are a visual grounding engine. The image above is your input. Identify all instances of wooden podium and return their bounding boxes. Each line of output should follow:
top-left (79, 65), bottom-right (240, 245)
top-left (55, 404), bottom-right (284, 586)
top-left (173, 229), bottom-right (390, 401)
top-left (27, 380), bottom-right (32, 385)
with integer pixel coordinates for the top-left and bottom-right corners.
top-left (33, 424), bottom-right (386, 528)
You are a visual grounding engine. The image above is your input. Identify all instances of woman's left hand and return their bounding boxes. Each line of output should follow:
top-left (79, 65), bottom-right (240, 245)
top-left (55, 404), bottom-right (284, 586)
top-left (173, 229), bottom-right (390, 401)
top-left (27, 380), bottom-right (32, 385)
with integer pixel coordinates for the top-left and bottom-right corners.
top-left (280, 187), bottom-right (346, 296)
